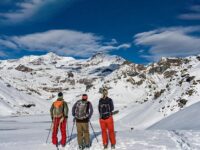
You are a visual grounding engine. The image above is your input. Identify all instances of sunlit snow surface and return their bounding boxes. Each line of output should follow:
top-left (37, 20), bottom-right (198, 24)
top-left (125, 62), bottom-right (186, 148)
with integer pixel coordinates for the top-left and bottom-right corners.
top-left (1, 113), bottom-right (200, 150)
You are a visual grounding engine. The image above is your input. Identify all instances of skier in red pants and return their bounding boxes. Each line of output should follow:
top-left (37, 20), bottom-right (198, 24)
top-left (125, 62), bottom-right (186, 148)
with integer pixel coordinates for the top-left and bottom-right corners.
top-left (98, 88), bottom-right (116, 149)
top-left (50, 92), bottom-right (68, 148)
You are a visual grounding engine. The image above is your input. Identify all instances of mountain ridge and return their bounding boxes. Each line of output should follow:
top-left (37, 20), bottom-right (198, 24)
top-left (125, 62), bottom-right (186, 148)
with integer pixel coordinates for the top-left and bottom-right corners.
top-left (1, 52), bottom-right (200, 129)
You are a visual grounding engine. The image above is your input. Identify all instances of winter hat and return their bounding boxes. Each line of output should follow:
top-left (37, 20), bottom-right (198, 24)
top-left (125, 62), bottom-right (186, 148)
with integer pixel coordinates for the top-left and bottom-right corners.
top-left (82, 94), bottom-right (88, 100)
top-left (58, 92), bottom-right (63, 99)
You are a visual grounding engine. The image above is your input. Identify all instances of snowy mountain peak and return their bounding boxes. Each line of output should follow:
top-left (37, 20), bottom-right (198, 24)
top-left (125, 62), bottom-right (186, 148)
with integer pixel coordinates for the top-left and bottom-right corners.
top-left (88, 52), bottom-right (125, 65)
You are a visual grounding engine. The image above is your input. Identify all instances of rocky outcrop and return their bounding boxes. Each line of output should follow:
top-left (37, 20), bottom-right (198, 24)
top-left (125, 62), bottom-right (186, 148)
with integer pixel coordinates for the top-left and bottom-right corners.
top-left (15, 64), bottom-right (33, 72)
top-left (68, 72), bottom-right (74, 78)
top-left (164, 70), bottom-right (177, 78)
top-left (42, 87), bottom-right (63, 93)
top-left (177, 99), bottom-right (188, 108)
top-left (154, 89), bottom-right (165, 99)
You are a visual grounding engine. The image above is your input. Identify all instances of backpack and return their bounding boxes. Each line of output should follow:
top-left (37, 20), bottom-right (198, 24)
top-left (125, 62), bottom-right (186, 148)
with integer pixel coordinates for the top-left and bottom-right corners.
top-left (99, 103), bottom-right (111, 119)
top-left (53, 101), bottom-right (64, 117)
top-left (75, 100), bottom-right (89, 120)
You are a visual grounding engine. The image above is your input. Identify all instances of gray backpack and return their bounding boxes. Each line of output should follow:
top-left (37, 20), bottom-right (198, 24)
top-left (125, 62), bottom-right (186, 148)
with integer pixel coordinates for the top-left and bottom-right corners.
top-left (75, 100), bottom-right (89, 120)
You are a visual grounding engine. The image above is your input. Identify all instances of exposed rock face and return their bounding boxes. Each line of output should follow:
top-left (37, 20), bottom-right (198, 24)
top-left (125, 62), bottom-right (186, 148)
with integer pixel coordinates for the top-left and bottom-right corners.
top-left (127, 71), bottom-right (139, 77)
top-left (196, 56), bottom-right (200, 61)
top-left (137, 64), bottom-right (146, 71)
top-left (154, 89), bottom-right (165, 99)
top-left (68, 72), bottom-right (74, 78)
top-left (158, 58), bottom-right (183, 66)
top-left (164, 71), bottom-right (177, 78)
top-left (149, 58), bottom-right (183, 74)
top-left (177, 99), bottom-right (188, 108)
top-left (149, 66), bottom-right (168, 74)
top-left (22, 104), bottom-right (36, 108)
top-left (79, 78), bottom-right (93, 85)
top-left (15, 65), bottom-right (33, 72)
top-left (42, 87), bottom-right (63, 93)
top-left (186, 76), bottom-right (195, 82)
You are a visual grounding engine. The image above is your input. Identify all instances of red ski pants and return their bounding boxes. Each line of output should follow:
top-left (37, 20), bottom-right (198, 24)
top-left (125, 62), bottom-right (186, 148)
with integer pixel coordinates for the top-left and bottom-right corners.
top-left (99, 116), bottom-right (116, 145)
top-left (52, 117), bottom-right (67, 146)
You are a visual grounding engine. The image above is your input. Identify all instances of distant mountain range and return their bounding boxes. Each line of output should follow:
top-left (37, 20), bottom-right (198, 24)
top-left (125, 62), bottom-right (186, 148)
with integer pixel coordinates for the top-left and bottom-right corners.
top-left (1, 52), bottom-right (200, 129)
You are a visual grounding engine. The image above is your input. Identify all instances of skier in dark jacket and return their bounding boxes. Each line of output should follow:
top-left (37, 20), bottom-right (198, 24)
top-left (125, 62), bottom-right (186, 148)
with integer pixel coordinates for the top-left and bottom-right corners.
top-left (98, 88), bottom-right (116, 149)
top-left (72, 94), bottom-right (93, 150)
top-left (50, 92), bottom-right (68, 148)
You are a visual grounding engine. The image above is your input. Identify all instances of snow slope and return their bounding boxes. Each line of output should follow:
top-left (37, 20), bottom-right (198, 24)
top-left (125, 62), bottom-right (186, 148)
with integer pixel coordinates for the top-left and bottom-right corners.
top-left (149, 101), bottom-right (200, 130)
top-left (1, 115), bottom-right (200, 150)
top-left (0, 80), bottom-right (50, 116)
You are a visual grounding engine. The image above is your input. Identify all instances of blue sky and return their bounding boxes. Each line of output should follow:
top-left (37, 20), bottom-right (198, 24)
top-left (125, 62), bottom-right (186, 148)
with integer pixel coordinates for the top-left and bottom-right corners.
top-left (0, 0), bottom-right (200, 63)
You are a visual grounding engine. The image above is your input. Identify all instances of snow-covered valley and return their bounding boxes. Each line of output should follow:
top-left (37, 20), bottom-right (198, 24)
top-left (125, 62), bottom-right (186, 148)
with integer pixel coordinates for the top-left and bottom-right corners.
top-left (1, 52), bottom-right (200, 149)
top-left (1, 112), bottom-right (200, 150)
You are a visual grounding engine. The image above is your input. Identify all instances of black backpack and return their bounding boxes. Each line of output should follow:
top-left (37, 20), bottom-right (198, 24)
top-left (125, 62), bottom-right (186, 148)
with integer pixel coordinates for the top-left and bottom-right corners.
top-left (75, 100), bottom-right (89, 120)
top-left (99, 103), bottom-right (111, 119)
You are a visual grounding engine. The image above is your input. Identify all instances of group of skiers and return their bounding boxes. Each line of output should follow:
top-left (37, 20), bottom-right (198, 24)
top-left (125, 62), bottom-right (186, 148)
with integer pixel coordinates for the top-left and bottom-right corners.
top-left (50, 88), bottom-right (116, 150)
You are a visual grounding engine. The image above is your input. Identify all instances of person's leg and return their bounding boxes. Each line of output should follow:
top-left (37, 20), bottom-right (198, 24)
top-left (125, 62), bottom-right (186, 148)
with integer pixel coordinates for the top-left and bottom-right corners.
top-left (107, 116), bottom-right (116, 145)
top-left (99, 119), bottom-right (108, 146)
top-left (82, 122), bottom-right (90, 147)
top-left (76, 122), bottom-right (83, 146)
top-left (52, 118), bottom-right (59, 145)
top-left (60, 118), bottom-right (66, 146)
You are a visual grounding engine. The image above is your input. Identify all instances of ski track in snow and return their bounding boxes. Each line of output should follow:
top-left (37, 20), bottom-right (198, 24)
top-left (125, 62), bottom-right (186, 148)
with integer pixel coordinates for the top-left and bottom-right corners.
top-left (169, 130), bottom-right (191, 150)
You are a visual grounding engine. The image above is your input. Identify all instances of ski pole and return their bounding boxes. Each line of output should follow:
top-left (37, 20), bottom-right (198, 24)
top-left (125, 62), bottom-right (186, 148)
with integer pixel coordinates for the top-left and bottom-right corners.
top-left (89, 121), bottom-right (99, 144)
top-left (68, 119), bottom-right (75, 144)
top-left (46, 120), bottom-right (53, 143)
top-left (67, 119), bottom-right (69, 137)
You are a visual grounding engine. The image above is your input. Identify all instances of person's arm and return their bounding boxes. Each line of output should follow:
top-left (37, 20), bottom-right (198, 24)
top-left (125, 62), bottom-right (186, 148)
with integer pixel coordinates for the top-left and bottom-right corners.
top-left (50, 103), bottom-right (54, 121)
top-left (98, 99), bottom-right (101, 114)
top-left (72, 102), bottom-right (77, 117)
top-left (63, 101), bottom-right (69, 119)
top-left (110, 98), bottom-right (114, 112)
top-left (88, 102), bottom-right (93, 119)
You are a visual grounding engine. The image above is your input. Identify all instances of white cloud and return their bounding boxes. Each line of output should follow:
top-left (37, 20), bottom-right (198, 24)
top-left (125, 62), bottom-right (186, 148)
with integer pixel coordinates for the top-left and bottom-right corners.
top-left (0, 29), bottom-right (130, 57)
top-left (98, 43), bottom-right (131, 51)
top-left (134, 26), bottom-right (200, 61)
top-left (179, 5), bottom-right (200, 20)
top-left (0, 0), bottom-right (45, 23)
top-left (0, 0), bottom-right (66, 23)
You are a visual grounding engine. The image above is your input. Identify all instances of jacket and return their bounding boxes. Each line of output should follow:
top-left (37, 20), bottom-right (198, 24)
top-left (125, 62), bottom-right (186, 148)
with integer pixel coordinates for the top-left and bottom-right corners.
top-left (98, 97), bottom-right (114, 119)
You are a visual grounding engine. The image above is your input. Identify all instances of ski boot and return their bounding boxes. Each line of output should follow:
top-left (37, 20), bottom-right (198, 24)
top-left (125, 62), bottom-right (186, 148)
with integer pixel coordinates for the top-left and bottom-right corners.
top-left (111, 144), bottom-right (115, 149)
top-left (78, 145), bottom-right (84, 150)
top-left (84, 144), bottom-right (90, 150)
top-left (103, 144), bottom-right (108, 150)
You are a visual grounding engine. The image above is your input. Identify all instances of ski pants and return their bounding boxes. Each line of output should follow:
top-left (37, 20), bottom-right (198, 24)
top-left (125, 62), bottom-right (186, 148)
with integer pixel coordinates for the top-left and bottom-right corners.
top-left (52, 117), bottom-right (67, 146)
top-left (76, 122), bottom-right (90, 146)
top-left (99, 116), bottom-right (116, 145)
